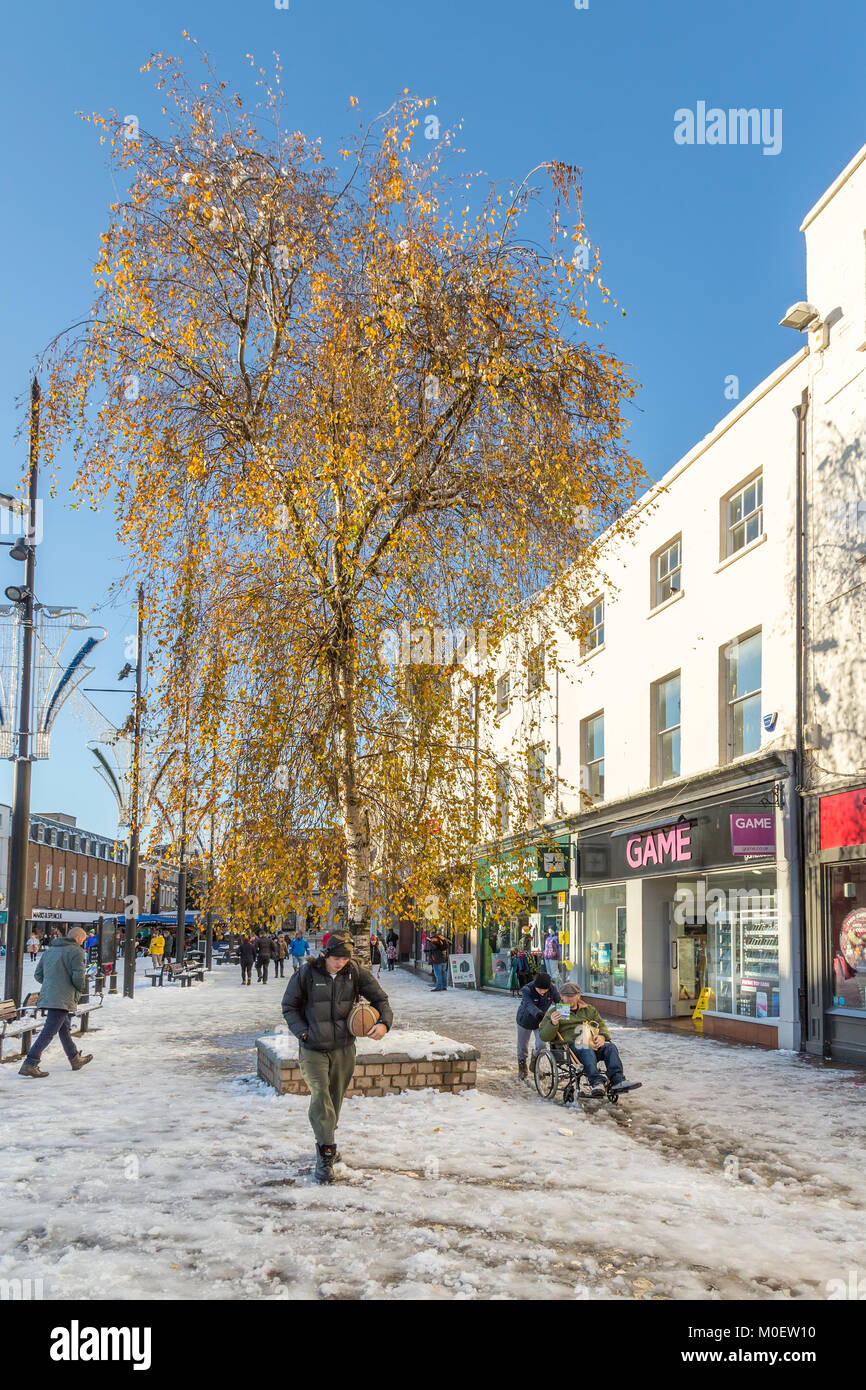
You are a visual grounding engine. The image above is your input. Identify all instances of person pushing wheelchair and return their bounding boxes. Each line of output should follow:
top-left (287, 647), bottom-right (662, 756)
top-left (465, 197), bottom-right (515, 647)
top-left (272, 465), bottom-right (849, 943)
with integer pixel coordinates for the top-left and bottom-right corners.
top-left (538, 980), bottom-right (633, 1097)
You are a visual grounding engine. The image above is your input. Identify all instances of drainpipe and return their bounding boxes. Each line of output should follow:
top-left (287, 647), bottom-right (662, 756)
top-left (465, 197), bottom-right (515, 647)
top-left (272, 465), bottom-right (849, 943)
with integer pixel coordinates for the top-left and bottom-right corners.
top-left (793, 390), bottom-right (810, 1051)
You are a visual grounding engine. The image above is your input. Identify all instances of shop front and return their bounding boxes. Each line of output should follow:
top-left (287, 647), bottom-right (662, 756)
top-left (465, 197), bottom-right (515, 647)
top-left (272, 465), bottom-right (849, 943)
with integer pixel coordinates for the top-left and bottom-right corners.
top-left (475, 839), bottom-right (570, 990)
top-left (804, 785), bottom-right (866, 1064)
top-left (573, 776), bottom-right (798, 1047)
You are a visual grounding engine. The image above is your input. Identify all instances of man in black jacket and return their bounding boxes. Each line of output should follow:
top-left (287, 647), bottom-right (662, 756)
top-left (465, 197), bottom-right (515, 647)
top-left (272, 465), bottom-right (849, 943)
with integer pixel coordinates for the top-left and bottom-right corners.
top-left (238, 934), bottom-right (256, 986)
top-left (515, 970), bottom-right (560, 1081)
top-left (282, 936), bottom-right (393, 1183)
top-left (256, 931), bottom-right (274, 984)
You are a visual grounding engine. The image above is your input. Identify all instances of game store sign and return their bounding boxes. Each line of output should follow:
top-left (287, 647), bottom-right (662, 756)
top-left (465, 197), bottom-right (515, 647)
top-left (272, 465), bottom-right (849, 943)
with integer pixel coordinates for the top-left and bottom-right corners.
top-left (579, 792), bottom-right (778, 881)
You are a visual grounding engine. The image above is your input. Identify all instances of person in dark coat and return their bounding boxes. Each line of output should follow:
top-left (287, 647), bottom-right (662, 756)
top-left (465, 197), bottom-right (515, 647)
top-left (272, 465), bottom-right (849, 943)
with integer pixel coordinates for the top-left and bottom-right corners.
top-left (274, 935), bottom-right (288, 978)
top-left (369, 933), bottom-right (383, 979)
top-left (515, 971), bottom-right (560, 1080)
top-left (239, 934), bottom-right (256, 986)
top-left (256, 932), bottom-right (274, 984)
top-left (282, 937), bottom-right (393, 1183)
top-left (19, 927), bottom-right (93, 1078)
top-left (427, 933), bottom-right (450, 991)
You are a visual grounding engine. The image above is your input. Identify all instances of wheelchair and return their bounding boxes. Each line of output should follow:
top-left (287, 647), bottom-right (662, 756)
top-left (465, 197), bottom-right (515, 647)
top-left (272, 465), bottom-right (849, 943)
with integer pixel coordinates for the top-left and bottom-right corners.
top-left (533, 1042), bottom-right (637, 1106)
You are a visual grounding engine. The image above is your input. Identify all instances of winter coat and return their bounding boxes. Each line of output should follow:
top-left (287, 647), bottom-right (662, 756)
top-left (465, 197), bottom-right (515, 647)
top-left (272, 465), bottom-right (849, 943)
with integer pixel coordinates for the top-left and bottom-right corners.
top-left (282, 954), bottom-right (393, 1052)
top-left (370, 938), bottom-right (382, 965)
top-left (33, 937), bottom-right (87, 1013)
top-left (289, 936), bottom-right (310, 958)
top-left (275, 937), bottom-right (288, 961)
top-left (538, 1000), bottom-right (611, 1046)
top-left (516, 980), bottom-right (562, 1031)
top-left (256, 935), bottom-right (274, 961)
top-left (149, 934), bottom-right (165, 956)
top-left (427, 936), bottom-right (449, 965)
top-left (238, 938), bottom-right (257, 966)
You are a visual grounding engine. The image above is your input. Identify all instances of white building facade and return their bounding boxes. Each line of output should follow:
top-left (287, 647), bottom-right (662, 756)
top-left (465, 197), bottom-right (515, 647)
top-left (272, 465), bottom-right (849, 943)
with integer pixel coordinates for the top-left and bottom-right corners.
top-left (474, 141), bottom-right (866, 1057)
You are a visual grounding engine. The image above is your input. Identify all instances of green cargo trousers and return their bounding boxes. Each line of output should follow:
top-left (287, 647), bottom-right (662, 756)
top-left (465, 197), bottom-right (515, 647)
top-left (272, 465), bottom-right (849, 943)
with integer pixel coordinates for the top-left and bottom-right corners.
top-left (298, 1043), bottom-right (357, 1145)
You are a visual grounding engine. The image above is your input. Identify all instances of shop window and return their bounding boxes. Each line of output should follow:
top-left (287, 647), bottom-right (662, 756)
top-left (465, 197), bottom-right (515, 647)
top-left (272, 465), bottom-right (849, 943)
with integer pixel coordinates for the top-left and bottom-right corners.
top-left (829, 864), bottom-right (866, 1011)
top-left (580, 598), bottom-right (604, 656)
top-left (482, 911), bottom-right (531, 990)
top-left (582, 884), bottom-right (627, 997)
top-left (652, 536), bottom-right (682, 607)
top-left (706, 868), bottom-right (779, 1018)
top-left (581, 711), bottom-right (605, 801)
top-left (653, 672), bottom-right (681, 783)
top-left (723, 630), bottom-right (762, 760)
top-left (723, 472), bottom-right (763, 557)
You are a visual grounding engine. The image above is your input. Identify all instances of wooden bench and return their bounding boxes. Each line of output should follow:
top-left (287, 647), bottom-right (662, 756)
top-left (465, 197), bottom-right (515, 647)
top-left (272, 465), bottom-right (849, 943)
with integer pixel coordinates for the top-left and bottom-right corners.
top-left (0, 995), bottom-right (41, 1061)
top-left (145, 965), bottom-right (166, 987)
top-left (73, 994), bottom-right (104, 1034)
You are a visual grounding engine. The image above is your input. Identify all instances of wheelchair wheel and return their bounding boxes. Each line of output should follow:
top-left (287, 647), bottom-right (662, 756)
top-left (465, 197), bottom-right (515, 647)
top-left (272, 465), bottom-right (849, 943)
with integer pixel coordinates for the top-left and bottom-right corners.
top-left (534, 1048), bottom-right (559, 1099)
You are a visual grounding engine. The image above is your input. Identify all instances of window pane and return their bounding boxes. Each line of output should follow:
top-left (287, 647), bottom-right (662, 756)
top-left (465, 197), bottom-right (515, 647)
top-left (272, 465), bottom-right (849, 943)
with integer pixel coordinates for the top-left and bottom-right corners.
top-left (731, 633), bottom-right (761, 698)
top-left (657, 675), bottom-right (681, 731)
top-left (733, 692), bottom-right (762, 756)
top-left (587, 714), bottom-right (604, 761)
top-left (660, 728), bottom-right (680, 781)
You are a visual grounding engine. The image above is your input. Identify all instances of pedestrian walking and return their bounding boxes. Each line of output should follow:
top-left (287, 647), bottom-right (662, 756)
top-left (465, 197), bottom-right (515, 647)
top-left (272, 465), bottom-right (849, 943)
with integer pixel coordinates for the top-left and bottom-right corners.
top-left (427, 933), bottom-right (450, 991)
top-left (386, 940), bottom-right (397, 972)
top-left (149, 931), bottom-right (165, 974)
top-left (515, 970), bottom-right (560, 1080)
top-left (18, 927), bottom-right (93, 1078)
top-left (256, 931), bottom-right (274, 984)
top-left (26, 933), bottom-right (40, 962)
top-left (163, 930), bottom-right (174, 960)
top-left (274, 934), bottom-right (287, 978)
top-left (239, 934), bottom-right (256, 986)
top-left (369, 932), bottom-right (383, 979)
top-left (282, 936), bottom-right (393, 1183)
top-left (289, 931), bottom-right (310, 973)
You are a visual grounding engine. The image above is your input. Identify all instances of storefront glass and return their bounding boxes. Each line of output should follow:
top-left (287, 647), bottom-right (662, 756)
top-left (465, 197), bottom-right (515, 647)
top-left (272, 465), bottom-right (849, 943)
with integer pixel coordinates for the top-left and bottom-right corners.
top-left (829, 864), bottom-right (866, 1010)
top-left (482, 909), bottom-right (531, 990)
top-left (582, 884), bottom-right (626, 997)
top-left (705, 868), bottom-right (779, 1018)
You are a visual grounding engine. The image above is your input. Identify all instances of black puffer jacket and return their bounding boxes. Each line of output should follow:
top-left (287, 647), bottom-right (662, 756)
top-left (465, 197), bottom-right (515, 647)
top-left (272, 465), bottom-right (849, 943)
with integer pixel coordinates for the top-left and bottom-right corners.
top-left (256, 935), bottom-right (274, 960)
top-left (516, 980), bottom-right (561, 1031)
top-left (238, 938), bottom-right (256, 966)
top-left (281, 955), bottom-right (393, 1051)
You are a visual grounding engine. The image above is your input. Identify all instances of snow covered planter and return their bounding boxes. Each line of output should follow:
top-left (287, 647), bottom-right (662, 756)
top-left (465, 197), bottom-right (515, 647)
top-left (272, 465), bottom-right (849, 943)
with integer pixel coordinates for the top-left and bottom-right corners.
top-left (256, 1029), bottom-right (479, 1097)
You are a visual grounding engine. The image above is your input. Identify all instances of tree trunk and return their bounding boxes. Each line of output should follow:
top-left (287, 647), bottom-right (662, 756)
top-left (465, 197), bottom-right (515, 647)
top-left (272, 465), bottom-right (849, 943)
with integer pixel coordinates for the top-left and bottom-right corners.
top-left (330, 634), bottom-right (371, 967)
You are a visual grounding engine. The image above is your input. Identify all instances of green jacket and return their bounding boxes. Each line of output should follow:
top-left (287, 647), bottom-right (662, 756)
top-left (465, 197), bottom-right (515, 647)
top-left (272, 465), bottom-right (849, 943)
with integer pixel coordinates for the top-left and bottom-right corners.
top-left (34, 937), bottom-right (87, 1013)
top-left (539, 1001), bottom-right (611, 1046)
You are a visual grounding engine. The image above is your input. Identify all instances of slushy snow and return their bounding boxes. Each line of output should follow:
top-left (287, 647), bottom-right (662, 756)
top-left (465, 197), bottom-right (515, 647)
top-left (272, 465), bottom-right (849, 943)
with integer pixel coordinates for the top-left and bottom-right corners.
top-left (1, 956), bottom-right (864, 1300)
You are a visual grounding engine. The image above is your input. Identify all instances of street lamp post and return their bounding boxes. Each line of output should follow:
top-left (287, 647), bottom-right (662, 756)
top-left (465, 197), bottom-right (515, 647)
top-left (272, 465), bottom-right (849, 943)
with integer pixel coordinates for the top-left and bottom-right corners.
top-left (124, 586), bottom-right (144, 998)
top-left (3, 379), bottom-right (40, 1006)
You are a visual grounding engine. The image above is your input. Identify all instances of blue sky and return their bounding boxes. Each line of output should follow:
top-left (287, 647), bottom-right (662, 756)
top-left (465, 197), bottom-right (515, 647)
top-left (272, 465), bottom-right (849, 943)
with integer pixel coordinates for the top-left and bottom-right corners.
top-left (0, 0), bottom-right (864, 834)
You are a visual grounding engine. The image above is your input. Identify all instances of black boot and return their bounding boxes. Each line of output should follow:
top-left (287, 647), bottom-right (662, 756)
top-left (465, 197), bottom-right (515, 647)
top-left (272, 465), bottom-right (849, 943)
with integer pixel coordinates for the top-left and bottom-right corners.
top-left (314, 1144), bottom-right (337, 1183)
top-left (517, 1058), bottom-right (528, 1081)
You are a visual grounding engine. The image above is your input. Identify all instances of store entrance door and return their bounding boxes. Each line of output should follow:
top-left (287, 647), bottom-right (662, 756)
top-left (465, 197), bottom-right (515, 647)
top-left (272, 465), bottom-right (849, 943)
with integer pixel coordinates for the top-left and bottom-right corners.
top-left (670, 924), bottom-right (707, 1017)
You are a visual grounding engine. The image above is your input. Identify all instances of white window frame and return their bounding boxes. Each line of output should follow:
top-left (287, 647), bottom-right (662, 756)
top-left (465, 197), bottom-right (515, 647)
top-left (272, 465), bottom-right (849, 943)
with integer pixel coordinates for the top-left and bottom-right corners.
top-left (527, 644), bottom-right (545, 695)
top-left (71, 869), bottom-right (77, 893)
top-left (33, 862), bottom-right (39, 889)
top-left (724, 473), bottom-right (764, 557)
top-left (528, 744), bottom-right (545, 822)
top-left (723, 629), bottom-right (762, 760)
top-left (59, 867), bottom-right (65, 892)
top-left (496, 671), bottom-right (511, 714)
top-left (581, 599), bottom-right (605, 656)
top-left (581, 711), bottom-right (605, 801)
top-left (45, 864), bottom-right (52, 890)
top-left (652, 536), bottom-right (682, 607)
top-left (653, 672), bottom-right (681, 784)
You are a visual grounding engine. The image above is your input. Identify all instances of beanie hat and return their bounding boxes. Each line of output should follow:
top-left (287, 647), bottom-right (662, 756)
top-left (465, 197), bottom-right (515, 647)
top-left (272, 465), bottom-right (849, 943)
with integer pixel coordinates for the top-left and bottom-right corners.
top-left (533, 971), bottom-right (552, 989)
top-left (324, 936), bottom-right (353, 959)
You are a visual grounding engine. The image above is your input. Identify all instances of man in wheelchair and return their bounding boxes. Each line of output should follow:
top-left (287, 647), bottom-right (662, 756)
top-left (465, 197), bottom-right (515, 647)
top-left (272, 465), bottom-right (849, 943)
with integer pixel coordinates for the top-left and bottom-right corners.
top-left (538, 981), bottom-right (634, 1097)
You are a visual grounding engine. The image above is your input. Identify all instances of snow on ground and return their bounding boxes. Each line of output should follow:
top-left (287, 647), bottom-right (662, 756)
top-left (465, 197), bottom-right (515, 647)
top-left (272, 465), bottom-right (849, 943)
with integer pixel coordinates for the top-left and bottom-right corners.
top-left (1, 956), bottom-right (865, 1301)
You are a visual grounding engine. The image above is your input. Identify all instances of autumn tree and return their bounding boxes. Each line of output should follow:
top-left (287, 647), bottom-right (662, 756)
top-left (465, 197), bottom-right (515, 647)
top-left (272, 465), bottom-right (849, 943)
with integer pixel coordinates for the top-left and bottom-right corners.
top-left (41, 44), bottom-right (645, 960)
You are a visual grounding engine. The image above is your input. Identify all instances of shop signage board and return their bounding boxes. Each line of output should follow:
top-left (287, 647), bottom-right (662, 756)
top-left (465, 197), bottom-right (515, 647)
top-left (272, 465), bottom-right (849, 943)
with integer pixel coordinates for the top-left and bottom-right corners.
top-left (448, 953), bottom-right (477, 987)
top-left (730, 812), bottom-right (774, 856)
top-left (580, 795), bottom-right (778, 881)
top-left (819, 787), bottom-right (866, 849)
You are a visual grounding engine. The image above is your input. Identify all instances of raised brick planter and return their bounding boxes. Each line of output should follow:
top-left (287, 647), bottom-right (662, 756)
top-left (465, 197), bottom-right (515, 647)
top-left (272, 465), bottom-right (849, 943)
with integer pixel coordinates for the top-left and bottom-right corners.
top-left (257, 1029), bottom-right (479, 1097)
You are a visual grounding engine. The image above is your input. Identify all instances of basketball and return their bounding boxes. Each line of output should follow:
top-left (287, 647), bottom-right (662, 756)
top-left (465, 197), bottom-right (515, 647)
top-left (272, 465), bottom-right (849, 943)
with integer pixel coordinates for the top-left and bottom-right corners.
top-left (348, 1002), bottom-right (380, 1037)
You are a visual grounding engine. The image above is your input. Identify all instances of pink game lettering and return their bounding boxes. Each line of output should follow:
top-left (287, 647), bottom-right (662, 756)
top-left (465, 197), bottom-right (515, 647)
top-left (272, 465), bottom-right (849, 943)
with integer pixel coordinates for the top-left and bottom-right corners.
top-left (626, 824), bottom-right (692, 869)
